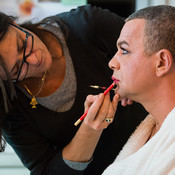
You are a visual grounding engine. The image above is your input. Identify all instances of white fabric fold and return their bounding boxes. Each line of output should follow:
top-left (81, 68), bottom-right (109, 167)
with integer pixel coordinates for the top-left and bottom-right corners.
top-left (103, 108), bottom-right (175, 175)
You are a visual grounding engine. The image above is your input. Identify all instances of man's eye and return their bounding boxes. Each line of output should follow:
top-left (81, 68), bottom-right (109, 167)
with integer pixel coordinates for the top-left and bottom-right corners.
top-left (121, 48), bottom-right (128, 55)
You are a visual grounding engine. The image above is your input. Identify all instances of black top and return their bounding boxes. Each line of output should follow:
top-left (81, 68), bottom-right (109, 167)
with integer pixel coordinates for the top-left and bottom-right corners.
top-left (2, 5), bottom-right (148, 175)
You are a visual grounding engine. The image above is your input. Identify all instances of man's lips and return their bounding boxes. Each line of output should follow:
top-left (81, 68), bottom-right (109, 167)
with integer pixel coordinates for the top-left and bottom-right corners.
top-left (112, 77), bottom-right (119, 84)
top-left (112, 77), bottom-right (119, 94)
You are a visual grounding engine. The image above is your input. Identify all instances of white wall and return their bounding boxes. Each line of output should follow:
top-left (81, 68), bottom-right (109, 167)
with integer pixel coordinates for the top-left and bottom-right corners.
top-left (0, 144), bottom-right (30, 175)
top-left (0, 0), bottom-right (82, 23)
top-left (136, 0), bottom-right (175, 10)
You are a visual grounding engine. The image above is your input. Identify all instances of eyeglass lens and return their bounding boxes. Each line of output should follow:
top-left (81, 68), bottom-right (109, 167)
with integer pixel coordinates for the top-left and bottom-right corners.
top-left (16, 33), bottom-right (33, 82)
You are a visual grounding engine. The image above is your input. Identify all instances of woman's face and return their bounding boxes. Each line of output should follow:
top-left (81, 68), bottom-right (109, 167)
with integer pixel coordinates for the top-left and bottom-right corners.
top-left (0, 23), bottom-right (52, 81)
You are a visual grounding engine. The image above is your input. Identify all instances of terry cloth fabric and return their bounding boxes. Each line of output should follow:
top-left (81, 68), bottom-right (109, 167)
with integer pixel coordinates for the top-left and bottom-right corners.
top-left (103, 108), bottom-right (175, 175)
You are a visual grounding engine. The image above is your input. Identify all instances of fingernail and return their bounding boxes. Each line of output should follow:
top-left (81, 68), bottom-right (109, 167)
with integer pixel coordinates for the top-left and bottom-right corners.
top-left (114, 94), bottom-right (119, 101)
top-left (99, 93), bottom-right (103, 98)
top-left (116, 94), bottom-right (119, 99)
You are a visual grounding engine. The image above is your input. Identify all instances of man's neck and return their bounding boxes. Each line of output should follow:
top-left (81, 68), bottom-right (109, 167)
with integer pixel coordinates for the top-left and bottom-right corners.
top-left (142, 83), bottom-right (175, 129)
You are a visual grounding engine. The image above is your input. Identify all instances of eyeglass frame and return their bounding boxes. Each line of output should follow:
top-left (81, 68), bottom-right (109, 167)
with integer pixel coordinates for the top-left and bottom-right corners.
top-left (9, 23), bottom-right (34, 83)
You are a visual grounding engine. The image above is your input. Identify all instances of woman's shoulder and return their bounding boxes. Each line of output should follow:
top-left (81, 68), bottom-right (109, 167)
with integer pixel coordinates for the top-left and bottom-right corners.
top-left (54, 4), bottom-right (124, 46)
top-left (57, 4), bottom-right (124, 29)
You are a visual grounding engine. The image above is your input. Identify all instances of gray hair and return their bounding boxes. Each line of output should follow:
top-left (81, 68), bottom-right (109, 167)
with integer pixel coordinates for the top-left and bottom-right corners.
top-left (126, 5), bottom-right (175, 59)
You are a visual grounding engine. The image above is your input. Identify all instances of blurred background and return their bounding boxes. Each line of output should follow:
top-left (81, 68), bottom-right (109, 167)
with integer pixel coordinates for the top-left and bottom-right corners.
top-left (0, 0), bottom-right (175, 175)
top-left (1, 0), bottom-right (175, 23)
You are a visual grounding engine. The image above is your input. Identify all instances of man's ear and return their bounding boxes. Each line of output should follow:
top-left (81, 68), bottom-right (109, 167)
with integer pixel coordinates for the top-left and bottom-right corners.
top-left (155, 49), bottom-right (173, 77)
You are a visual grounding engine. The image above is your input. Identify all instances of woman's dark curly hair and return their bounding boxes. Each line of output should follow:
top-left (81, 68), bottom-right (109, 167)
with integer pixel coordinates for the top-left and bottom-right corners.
top-left (0, 12), bottom-right (17, 152)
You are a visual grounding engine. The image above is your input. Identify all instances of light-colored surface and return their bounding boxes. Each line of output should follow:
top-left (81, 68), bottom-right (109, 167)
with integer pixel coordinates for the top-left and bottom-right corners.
top-left (0, 144), bottom-right (30, 175)
top-left (29, 2), bottom-right (77, 23)
top-left (136, 0), bottom-right (175, 10)
top-left (0, 0), bottom-right (82, 23)
top-left (0, 169), bottom-right (29, 175)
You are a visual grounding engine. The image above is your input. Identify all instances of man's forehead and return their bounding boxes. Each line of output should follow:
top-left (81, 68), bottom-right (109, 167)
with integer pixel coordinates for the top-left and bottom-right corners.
top-left (117, 19), bottom-right (145, 46)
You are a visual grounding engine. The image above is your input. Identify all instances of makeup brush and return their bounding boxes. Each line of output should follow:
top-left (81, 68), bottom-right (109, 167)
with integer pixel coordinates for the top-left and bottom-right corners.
top-left (90, 85), bottom-right (115, 91)
top-left (74, 82), bottom-right (116, 126)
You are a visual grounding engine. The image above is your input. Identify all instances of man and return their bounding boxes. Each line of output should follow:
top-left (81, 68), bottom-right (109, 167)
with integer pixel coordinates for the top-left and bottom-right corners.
top-left (84, 5), bottom-right (175, 174)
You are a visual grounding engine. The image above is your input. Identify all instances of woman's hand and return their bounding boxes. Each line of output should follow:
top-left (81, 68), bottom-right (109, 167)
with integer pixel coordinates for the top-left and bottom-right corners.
top-left (83, 92), bottom-right (119, 130)
top-left (62, 92), bottom-right (119, 162)
top-left (120, 98), bottom-right (133, 106)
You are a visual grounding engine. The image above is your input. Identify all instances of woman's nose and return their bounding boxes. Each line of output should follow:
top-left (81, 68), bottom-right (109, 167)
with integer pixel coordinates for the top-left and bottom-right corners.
top-left (108, 53), bottom-right (120, 70)
top-left (25, 52), bottom-right (38, 65)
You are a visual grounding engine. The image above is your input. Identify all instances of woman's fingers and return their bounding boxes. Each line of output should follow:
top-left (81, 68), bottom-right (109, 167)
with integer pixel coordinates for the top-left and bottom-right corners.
top-left (127, 99), bottom-right (133, 105)
top-left (84, 93), bottom-right (105, 124)
top-left (101, 94), bottom-right (119, 128)
top-left (84, 94), bottom-right (98, 111)
top-left (83, 93), bottom-right (119, 130)
top-left (121, 98), bottom-right (133, 106)
top-left (112, 94), bottom-right (119, 112)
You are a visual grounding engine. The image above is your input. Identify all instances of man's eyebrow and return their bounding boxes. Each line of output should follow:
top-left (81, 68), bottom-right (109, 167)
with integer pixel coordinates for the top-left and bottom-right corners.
top-left (117, 41), bottom-right (129, 48)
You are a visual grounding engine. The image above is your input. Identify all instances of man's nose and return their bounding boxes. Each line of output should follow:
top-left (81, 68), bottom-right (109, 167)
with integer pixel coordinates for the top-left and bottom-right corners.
top-left (108, 53), bottom-right (120, 70)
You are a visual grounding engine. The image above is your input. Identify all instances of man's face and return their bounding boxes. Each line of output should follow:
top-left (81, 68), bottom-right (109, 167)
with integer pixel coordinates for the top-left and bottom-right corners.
top-left (109, 19), bottom-right (156, 101)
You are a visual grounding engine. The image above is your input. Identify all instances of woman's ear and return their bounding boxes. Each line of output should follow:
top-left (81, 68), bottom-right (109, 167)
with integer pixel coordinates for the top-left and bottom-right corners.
top-left (155, 49), bottom-right (173, 77)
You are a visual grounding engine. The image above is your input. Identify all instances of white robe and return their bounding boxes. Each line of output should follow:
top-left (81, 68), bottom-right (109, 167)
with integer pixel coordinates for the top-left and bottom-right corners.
top-left (103, 108), bottom-right (175, 175)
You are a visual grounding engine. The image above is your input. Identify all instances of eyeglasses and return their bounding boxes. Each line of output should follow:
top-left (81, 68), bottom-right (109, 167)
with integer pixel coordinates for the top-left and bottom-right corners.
top-left (10, 23), bottom-right (34, 82)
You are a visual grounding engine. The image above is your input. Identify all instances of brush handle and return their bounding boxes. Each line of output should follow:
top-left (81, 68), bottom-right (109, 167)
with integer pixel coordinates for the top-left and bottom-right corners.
top-left (74, 82), bottom-right (115, 126)
top-left (103, 82), bottom-right (115, 95)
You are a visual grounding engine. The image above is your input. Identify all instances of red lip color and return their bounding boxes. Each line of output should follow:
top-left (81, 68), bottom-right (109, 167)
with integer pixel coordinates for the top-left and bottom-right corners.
top-left (74, 82), bottom-right (116, 126)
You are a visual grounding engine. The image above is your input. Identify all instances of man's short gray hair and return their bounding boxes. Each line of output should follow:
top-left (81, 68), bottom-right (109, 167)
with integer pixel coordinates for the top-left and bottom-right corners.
top-left (126, 5), bottom-right (175, 59)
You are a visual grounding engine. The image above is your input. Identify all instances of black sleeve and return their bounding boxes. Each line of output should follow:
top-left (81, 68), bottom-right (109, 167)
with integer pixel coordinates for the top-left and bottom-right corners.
top-left (32, 152), bottom-right (84, 175)
top-left (2, 111), bottom-right (83, 175)
top-left (57, 4), bottom-right (124, 58)
top-left (56, 4), bottom-right (124, 87)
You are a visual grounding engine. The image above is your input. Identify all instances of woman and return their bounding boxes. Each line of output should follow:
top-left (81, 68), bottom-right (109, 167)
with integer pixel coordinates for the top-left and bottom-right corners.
top-left (0, 4), bottom-right (147, 175)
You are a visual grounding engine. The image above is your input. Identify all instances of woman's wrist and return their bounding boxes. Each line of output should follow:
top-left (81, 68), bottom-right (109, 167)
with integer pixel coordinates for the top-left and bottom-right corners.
top-left (62, 123), bottom-right (103, 162)
top-left (62, 153), bottom-right (93, 171)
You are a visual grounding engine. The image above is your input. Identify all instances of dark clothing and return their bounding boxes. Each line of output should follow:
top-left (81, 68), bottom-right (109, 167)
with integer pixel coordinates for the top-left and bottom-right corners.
top-left (2, 5), bottom-right (148, 175)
